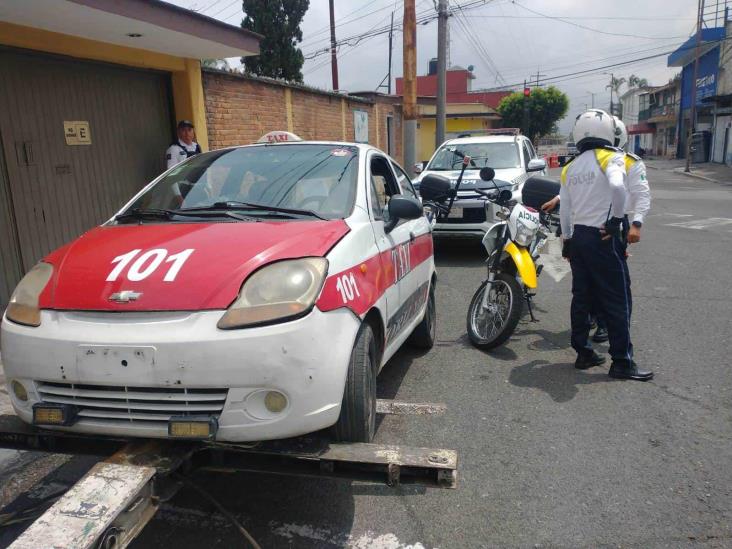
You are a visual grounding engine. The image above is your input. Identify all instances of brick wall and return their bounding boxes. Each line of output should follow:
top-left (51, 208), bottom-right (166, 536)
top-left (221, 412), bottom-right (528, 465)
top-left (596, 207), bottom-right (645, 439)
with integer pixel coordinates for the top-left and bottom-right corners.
top-left (202, 70), bottom-right (403, 164)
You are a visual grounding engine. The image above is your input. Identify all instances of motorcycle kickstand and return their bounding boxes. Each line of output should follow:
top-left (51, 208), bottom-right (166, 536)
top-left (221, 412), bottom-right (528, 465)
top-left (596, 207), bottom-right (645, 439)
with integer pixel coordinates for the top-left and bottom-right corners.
top-left (525, 292), bottom-right (538, 322)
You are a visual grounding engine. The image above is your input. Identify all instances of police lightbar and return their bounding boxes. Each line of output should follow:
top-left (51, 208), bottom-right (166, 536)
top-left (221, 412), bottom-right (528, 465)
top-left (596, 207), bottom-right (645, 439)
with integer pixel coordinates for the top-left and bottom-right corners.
top-left (257, 131), bottom-right (303, 143)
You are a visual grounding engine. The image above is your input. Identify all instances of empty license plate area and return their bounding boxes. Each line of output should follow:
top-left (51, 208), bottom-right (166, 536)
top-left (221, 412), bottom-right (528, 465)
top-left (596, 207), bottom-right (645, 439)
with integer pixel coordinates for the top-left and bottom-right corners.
top-left (76, 345), bottom-right (156, 378)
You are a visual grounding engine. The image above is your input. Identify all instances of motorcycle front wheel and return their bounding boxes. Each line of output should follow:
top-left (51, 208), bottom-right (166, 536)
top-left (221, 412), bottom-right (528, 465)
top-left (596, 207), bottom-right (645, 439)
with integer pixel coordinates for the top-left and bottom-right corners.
top-left (466, 272), bottom-right (523, 349)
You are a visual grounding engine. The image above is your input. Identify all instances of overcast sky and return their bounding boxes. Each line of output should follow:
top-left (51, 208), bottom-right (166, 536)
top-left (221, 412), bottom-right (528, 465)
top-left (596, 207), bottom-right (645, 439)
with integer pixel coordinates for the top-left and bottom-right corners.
top-left (168, 0), bottom-right (704, 134)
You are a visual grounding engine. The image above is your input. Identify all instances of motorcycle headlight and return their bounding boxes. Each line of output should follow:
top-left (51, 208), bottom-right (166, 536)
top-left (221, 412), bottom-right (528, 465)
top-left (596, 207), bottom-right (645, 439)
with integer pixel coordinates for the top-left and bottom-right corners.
top-left (514, 223), bottom-right (536, 247)
top-left (217, 258), bottom-right (328, 329)
top-left (6, 263), bottom-right (53, 327)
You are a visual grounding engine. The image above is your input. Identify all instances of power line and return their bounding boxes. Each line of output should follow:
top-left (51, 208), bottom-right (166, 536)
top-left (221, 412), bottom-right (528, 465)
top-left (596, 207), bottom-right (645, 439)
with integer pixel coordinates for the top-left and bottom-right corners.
top-left (303, 0), bottom-right (495, 59)
top-left (300, 0), bottom-right (397, 47)
top-left (512, 1), bottom-right (690, 41)
top-left (207, 0), bottom-right (239, 19)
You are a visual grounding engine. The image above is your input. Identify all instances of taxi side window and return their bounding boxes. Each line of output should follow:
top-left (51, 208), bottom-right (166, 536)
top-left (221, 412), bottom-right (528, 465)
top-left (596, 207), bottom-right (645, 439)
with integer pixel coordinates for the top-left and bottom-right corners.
top-left (392, 162), bottom-right (418, 199)
top-left (369, 156), bottom-right (400, 221)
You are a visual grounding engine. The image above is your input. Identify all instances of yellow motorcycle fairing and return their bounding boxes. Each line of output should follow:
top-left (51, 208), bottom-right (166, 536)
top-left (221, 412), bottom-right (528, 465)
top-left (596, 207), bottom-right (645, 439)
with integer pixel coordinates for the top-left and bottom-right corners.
top-left (504, 241), bottom-right (537, 289)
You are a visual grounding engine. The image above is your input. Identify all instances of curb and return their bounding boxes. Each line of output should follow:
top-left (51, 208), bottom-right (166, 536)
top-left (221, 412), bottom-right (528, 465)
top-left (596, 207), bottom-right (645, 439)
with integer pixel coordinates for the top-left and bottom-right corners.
top-left (673, 169), bottom-right (719, 183)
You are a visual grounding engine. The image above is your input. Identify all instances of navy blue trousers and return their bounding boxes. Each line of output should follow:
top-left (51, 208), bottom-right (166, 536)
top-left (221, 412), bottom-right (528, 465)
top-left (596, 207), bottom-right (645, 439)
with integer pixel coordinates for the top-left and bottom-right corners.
top-left (569, 225), bottom-right (633, 365)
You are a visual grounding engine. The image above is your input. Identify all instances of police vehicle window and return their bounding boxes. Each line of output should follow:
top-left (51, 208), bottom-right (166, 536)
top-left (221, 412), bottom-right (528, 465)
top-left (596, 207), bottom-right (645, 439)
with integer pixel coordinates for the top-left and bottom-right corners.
top-left (122, 144), bottom-right (359, 221)
top-left (522, 141), bottom-right (532, 168)
top-left (427, 142), bottom-right (520, 170)
top-left (526, 140), bottom-right (537, 159)
top-left (392, 162), bottom-right (418, 199)
top-left (369, 156), bottom-right (399, 221)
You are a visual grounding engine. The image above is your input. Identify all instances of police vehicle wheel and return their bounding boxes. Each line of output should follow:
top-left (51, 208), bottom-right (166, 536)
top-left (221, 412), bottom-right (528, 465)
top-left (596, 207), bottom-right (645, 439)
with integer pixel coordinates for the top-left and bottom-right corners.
top-left (332, 323), bottom-right (377, 442)
top-left (407, 285), bottom-right (436, 349)
top-left (466, 272), bottom-right (523, 349)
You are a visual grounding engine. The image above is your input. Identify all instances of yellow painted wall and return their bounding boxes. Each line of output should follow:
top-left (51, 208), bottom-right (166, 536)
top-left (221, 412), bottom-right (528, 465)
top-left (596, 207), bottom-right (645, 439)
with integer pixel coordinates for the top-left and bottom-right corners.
top-left (417, 116), bottom-right (495, 162)
top-left (0, 22), bottom-right (208, 150)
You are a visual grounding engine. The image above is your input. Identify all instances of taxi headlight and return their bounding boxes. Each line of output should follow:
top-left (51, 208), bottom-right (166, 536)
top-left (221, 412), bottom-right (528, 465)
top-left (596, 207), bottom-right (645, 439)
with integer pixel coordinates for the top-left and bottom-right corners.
top-left (217, 258), bottom-right (328, 329)
top-left (5, 263), bottom-right (53, 327)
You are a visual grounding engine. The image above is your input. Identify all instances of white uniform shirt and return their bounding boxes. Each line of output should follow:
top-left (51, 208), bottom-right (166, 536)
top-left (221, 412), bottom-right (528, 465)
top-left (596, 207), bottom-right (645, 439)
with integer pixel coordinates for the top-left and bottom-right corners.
top-left (166, 140), bottom-right (200, 170)
top-left (625, 155), bottom-right (651, 224)
top-left (559, 148), bottom-right (628, 238)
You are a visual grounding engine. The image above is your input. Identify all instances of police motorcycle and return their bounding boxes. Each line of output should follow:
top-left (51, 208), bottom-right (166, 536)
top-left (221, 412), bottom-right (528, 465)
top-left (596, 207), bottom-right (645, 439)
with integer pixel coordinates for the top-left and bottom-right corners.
top-left (418, 153), bottom-right (560, 350)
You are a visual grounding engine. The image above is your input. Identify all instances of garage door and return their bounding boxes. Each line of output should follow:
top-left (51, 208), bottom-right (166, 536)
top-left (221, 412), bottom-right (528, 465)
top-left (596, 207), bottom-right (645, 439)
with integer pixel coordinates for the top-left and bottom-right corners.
top-left (0, 48), bottom-right (174, 308)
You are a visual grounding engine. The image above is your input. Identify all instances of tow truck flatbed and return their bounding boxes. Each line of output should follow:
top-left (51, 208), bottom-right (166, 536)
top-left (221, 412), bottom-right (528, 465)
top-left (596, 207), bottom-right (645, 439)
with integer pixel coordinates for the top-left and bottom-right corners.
top-left (0, 400), bottom-right (457, 548)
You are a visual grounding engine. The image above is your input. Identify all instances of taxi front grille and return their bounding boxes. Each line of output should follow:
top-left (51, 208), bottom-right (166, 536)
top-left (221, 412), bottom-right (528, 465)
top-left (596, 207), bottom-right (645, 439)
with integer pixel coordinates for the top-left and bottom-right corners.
top-left (35, 381), bottom-right (228, 424)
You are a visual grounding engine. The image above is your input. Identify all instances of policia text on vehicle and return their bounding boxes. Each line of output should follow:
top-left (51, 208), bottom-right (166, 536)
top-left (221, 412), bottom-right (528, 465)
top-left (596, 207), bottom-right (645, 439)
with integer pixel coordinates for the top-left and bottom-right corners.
top-left (559, 109), bottom-right (653, 381)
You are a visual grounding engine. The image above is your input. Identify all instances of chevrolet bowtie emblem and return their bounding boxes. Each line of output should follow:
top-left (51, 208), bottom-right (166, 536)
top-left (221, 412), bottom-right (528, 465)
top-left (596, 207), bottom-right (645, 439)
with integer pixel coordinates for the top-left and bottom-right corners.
top-left (109, 290), bottom-right (142, 303)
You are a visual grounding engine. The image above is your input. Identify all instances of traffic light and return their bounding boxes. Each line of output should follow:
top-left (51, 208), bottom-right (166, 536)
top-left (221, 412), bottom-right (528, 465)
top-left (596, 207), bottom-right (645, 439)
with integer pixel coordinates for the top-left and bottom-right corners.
top-left (524, 87), bottom-right (531, 97)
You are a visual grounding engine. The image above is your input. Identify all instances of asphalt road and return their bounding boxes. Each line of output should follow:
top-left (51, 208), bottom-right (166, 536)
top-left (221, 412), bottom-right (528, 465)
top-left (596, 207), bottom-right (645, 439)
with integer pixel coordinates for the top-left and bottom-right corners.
top-left (2, 165), bottom-right (732, 548)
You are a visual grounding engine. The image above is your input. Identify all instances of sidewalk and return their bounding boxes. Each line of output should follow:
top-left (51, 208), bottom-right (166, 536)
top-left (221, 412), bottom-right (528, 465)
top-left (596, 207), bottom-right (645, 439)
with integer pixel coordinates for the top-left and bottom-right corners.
top-left (645, 157), bottom-right (732, 184)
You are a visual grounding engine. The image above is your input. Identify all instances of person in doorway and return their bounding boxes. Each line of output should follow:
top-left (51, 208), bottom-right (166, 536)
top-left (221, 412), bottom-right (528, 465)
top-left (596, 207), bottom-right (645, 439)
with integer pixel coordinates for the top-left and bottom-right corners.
top-left (166, 120), bottom-right (202, 170)
top-left (559, 109), bottom-right (653, 381)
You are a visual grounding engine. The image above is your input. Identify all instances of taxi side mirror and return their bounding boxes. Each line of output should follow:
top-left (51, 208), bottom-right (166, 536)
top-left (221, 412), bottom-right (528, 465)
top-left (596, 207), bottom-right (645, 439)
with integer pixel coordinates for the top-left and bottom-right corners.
top-left (385, 195), bottom-right (423, 233)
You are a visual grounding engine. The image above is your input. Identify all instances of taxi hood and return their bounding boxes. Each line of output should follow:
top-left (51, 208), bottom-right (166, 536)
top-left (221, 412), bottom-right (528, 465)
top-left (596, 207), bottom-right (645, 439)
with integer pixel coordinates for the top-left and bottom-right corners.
top-left (39, 220), bottom-right (350, 311)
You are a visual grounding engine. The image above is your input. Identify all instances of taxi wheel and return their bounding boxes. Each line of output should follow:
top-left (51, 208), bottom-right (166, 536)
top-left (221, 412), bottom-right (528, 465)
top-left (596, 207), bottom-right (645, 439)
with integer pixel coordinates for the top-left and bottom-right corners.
top-left (407, 285), bottom-right (436, 349)
top-left (332, 323), bottom-right (377, 443)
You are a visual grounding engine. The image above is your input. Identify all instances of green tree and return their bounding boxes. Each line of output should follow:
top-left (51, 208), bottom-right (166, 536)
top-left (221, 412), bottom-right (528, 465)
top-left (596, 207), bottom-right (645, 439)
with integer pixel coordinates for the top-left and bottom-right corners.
top-left (628, 74), bottom-right (649, 88)
top-left (606, 75), bottom-right (626, 112)
top-left (497, 86), bottom-right (569, 141)
top-left (240, 0), bottom-right (309, 82)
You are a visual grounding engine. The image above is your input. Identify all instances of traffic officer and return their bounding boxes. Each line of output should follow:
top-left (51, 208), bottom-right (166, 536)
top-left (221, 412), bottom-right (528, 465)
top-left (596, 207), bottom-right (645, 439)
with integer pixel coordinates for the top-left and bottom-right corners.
top-left (613, 116), bottom-right (651, 244)
top-left (166, 120), bottom-right (202, 170)
top-left (559, 109), bottom-right (653, 381)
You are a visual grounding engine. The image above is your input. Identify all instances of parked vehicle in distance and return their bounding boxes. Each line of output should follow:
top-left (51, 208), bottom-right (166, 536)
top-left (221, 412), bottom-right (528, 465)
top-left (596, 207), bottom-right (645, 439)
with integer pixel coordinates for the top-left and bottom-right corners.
top-left (2, 136), bottom-right (440, 444)
top-left (414, 131), bottom-right (547, 237)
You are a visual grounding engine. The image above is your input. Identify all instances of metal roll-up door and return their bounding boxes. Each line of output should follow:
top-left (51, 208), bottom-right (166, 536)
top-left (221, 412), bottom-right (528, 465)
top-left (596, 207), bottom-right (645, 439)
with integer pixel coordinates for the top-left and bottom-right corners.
top-left (0, 48), bottom-right (174, 307)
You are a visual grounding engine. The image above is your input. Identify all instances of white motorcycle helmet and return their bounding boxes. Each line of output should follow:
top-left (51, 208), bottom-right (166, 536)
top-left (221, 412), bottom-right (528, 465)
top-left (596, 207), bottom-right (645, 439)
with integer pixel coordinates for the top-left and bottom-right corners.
top-left (572, 109), bottom-right (616, 152)
top-left (613, 116), bottom-right (628, 149)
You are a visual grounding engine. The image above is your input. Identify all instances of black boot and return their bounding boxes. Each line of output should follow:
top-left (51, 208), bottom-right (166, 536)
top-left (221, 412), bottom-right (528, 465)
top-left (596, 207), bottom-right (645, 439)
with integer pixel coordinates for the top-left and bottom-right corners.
top-left (608, 361), bottom-right (653, 381)
top-left (592, 326), bottom-right (609, 343)
top-left (575, 350), bottom-right (606, 370)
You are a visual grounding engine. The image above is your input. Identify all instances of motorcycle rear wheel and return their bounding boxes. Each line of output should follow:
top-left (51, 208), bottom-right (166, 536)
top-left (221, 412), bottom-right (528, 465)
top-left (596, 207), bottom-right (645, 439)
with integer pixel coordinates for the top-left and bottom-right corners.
top-left (466, 272), bottom-right (523, 349)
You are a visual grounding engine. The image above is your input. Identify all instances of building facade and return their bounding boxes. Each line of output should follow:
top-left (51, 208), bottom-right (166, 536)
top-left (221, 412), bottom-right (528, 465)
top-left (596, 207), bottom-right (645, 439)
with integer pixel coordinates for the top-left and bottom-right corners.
top-left (395, 63), bottom-right (510, 160)
top-left (636, 80), bottom-right (681, 158)
top-left (668, 26), bottom-right (724, 160)
top-left (620, 87), bottom-right (654, 154)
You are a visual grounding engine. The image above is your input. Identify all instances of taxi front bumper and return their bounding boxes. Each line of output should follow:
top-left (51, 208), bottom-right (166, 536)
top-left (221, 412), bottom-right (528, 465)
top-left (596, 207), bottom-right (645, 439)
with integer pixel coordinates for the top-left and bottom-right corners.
top-left (1, 307), bottom-right (360, 442)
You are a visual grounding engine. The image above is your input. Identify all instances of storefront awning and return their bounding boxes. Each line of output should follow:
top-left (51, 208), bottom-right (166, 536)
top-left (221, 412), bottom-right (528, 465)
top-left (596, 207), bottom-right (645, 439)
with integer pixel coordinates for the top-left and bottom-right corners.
top-left (628, 122), bottom-right (655, 135)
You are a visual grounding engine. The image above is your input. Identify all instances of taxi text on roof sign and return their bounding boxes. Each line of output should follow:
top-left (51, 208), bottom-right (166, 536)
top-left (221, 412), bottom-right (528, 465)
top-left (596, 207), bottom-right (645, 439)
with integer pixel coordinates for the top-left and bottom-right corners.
top-left (257, 131), bottom-right (302, 143)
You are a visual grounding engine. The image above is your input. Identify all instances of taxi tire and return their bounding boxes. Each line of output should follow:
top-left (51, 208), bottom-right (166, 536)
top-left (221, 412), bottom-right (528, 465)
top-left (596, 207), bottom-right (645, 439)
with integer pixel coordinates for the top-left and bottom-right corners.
top-left (332, 323), bottom-right (377, 443)
top-left (407, 285), bottom-right (436, 349)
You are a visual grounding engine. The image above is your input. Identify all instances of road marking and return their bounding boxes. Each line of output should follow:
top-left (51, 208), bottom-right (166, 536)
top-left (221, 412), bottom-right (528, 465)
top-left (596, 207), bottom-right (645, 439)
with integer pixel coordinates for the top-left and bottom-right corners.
top-left (665, 217), bottom-right (732, 230)
top-left (376, 399), bottom-right (446, 416)
top-left (663, 213), bottom-right (694, 218)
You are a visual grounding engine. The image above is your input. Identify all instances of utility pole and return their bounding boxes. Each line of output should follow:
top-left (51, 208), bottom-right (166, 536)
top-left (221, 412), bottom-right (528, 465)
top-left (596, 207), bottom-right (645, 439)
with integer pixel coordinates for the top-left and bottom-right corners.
top-left (403, 0), bottom-right (417, 176)
top-left (436, 0), bottom-right (448, 148)
top-left (329, 0), bottom-right (339, 91)
top-left (608, 72), bottom-right (615, 116)
top-left (523, 79), bottom-right (529, 137)
top-left (387, 11), bottom-right (394, 94)
top-left (686, 0), bottom-right (705, 172)
top-left (587, 91), bottom-right (596, 108)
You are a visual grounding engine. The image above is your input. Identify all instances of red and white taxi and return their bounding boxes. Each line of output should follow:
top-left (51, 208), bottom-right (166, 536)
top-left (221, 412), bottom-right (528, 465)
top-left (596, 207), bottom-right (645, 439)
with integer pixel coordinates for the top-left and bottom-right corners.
top-left (1, 137), bottom-right (436, 443)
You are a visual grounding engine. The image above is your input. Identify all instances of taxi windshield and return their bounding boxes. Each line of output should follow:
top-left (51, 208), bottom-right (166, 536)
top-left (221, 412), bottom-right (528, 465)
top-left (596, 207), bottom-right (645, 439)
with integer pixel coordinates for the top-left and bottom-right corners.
top-left (125, 144), bottom-right (359, 220)
top-left (427, 142), bottom-right (520, 170)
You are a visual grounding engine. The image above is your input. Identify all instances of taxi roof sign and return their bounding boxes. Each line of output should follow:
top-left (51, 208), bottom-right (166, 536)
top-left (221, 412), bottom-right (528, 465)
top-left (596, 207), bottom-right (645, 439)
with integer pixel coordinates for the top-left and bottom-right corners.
top-left (257, 131), bottom-right (302, 143)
